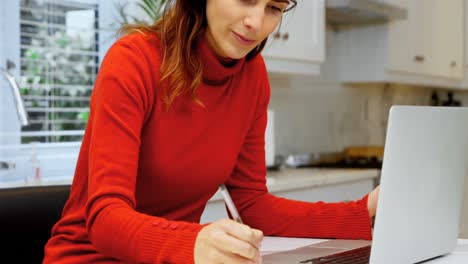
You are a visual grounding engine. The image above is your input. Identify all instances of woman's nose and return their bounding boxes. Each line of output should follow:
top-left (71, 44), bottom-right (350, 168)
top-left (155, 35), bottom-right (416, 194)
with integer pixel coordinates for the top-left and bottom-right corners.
top-left (243, 9), bottom-right (264, 33)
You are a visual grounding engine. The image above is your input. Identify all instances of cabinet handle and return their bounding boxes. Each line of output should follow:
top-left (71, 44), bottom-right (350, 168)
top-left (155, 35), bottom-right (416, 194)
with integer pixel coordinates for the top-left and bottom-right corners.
top-left (273, 32), bottom-right (281, 40)
top-left (451, 61), bottom-right (457, 67)
top-left (414, 55), bottom-right (425, 62)
top-left (282, 32), bottom-right (289, 40)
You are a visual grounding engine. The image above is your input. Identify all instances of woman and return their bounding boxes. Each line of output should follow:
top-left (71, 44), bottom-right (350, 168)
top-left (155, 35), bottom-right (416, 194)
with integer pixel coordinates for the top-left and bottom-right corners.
top-left (44, 0), bottom-right (380, 263)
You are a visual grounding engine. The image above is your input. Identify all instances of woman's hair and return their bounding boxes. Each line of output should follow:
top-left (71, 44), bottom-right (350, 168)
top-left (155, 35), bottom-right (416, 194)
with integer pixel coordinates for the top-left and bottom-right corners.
top-left (120, 0), bottom-right (297, 109)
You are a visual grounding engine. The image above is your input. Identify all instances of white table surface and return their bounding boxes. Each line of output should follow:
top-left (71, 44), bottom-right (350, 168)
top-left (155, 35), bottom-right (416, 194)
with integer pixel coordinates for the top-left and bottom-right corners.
top-left (261, 236), bottom-right (468, 263)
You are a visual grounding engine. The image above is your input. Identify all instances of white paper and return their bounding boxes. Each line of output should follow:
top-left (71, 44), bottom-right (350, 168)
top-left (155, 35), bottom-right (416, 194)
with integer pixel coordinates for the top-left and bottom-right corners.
top-left (260, 236), bottom-right (327, 254)
top-left (452, 239), bottom-right (468, 254)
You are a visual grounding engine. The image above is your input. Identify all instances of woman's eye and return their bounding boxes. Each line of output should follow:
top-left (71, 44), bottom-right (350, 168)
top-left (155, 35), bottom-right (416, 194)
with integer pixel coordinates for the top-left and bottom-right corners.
top-left (268, 5), bottom-right (283, 13)
top-left (241, 0), bottom-right (256, 5)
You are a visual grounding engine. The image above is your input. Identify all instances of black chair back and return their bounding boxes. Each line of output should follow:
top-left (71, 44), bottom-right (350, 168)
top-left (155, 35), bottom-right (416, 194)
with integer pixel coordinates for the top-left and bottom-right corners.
top-left (0, 184), bottom-right (70, 263)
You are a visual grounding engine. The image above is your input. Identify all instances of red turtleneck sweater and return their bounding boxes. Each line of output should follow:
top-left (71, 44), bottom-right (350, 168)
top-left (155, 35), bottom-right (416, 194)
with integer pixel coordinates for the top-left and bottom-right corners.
top-left (43, 33), bottom-right (372, 263)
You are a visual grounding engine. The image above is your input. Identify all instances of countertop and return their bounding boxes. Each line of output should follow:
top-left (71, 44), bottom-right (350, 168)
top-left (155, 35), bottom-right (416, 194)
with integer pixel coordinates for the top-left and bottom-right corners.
top-left (0, 168), bottom-right (381, 202)
top-left (266, 168), bottom-right (380, 193)
top-left (210, 168), bottom-right (380, 202)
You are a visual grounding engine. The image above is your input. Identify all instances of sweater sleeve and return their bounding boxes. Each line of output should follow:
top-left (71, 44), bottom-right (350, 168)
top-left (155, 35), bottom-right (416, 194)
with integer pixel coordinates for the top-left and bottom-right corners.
top-left (85, 36), bottom-right (202, 263)
top-left (226, 56), bottom-right (373, 240)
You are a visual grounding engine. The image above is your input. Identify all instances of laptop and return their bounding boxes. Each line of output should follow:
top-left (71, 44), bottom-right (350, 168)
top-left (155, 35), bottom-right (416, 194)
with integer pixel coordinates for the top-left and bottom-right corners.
top-left (263, 106), bottom-right (468, 264)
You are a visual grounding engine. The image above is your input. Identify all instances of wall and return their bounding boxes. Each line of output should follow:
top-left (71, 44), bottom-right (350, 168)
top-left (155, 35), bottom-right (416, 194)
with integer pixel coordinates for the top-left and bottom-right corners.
top-left (268, 73), bottom-right (468, 156)
top-left (268, 75), bottom-right (369, 155)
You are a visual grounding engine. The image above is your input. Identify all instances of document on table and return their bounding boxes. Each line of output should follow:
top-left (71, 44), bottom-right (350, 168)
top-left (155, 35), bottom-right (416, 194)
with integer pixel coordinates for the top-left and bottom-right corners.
top-left (453, 239), bottom-right (468, 254)
top-left (421, 240), bottom-right (468, 264)
top-left (260, 236), bottom-right (328, 256)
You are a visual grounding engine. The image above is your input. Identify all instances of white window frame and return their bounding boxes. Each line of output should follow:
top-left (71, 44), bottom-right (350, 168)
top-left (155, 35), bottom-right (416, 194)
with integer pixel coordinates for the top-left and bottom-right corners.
top-left (0, 0), bottom-right (122, 184)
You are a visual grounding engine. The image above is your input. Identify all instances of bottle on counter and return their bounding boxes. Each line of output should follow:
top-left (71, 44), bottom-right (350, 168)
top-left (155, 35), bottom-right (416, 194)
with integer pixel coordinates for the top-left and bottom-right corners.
top-left (429, 91), bottom-right (439, 106)
top-left (25, 142), bottom-right (41, 185)
top-left (441, 92), bottom-right (462, 107)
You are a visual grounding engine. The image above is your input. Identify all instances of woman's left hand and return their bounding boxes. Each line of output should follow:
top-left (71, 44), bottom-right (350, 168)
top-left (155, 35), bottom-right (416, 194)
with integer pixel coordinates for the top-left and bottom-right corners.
top-left (367, 185), bottom-right (380, 219)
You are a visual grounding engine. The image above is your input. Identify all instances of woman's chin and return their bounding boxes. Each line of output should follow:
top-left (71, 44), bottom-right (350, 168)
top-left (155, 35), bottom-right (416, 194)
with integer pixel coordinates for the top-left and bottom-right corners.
top-left (220, 45), bottom-right (254, 60)
top-left (224, 51), bottom-right (250, 60)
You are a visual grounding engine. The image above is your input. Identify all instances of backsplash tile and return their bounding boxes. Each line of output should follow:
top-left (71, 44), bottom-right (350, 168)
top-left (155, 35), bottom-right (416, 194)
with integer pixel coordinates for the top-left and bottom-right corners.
top-left (268, 74), bottom-right (468, 155)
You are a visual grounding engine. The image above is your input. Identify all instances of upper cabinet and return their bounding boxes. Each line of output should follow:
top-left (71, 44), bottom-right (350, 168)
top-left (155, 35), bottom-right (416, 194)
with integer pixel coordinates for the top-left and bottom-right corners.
top-left (387, 0), bottom-right (464, 80)
top-left (334, 0), bottom-right (466, 88)
top-left (262, 0), bottom-right (325, 76)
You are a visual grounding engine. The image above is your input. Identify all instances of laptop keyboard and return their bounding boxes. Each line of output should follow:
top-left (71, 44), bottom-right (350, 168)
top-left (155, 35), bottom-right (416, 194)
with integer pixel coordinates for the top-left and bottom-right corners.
top-left (298, 245), bottom-right (371, 264)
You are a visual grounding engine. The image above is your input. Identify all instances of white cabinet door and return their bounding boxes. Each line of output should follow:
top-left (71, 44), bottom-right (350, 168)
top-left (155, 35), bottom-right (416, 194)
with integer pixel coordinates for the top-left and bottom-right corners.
top-left (262, 0), bottom-right (325, 75)
top-left (465, 0), bottom-right (468, 69)
top-left (424, 0), bottom-right (464, 79)
top-left (263, 0), bottom-right (324, 63)
top-left (387, 0), bottom-right (464, 80)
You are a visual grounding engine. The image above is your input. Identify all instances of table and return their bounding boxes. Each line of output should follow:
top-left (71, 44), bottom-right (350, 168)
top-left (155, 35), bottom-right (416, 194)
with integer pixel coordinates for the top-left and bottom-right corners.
top-left (260, 236), bottom-right (468, 263)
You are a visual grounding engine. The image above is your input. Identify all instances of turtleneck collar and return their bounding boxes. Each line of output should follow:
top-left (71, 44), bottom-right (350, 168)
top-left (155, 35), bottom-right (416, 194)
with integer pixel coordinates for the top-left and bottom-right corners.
top-left (197, 34), bottom-right (246, 86)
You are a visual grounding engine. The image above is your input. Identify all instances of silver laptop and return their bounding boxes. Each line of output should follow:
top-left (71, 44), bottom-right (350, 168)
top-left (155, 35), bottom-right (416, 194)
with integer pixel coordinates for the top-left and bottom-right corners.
top-left (263, 106), bottom-right (468, 264)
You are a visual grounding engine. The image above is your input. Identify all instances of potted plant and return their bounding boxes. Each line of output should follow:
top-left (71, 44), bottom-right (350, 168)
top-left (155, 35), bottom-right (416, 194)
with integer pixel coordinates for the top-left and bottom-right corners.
top-left (115, 0), bottom-right (167, 26)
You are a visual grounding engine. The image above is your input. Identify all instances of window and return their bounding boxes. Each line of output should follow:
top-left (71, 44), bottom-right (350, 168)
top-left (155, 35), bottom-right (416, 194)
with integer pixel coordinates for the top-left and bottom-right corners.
top-left (0, 0), bottom-right (119, 183)
top-left (19, 0), bottom-right (99, 143)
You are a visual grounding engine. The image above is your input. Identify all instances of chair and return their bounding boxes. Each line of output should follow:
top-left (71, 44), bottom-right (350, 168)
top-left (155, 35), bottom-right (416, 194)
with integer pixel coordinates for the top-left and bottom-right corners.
top-left (0, 184), bottom-right (71, 263)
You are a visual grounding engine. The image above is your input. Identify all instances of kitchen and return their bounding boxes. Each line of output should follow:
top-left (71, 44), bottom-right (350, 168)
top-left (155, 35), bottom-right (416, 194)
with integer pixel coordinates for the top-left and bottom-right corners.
top-left (1, 0), bottom-right (468, 261)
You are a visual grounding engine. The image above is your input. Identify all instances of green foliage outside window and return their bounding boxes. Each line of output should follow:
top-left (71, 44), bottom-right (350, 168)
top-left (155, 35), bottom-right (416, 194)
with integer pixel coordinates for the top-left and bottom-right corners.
top-left (115, 0), bottom-right (167, 26)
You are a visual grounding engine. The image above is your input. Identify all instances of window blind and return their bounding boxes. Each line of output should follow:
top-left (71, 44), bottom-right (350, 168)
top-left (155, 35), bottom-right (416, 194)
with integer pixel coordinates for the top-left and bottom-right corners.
top-left (19, 0), bottom-right (99, 143)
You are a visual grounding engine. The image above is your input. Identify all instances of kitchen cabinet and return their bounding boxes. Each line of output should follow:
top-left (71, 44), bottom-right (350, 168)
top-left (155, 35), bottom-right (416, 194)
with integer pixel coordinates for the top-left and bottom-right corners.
top-left (334, 0), bottom-right (466, 89)
top-left (466, 0), bottom-right (468, 70)
top-left (387, 0), bottom-right (464, 80)
top-left (460, 1), bottom-right (468, 89)
top-left (262, 0), bottom-right (325, 76)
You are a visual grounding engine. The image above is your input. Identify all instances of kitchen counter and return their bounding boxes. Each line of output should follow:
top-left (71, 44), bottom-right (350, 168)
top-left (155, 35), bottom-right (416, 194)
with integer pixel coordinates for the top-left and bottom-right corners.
top-left (208, 168), bottom-right (380, 202)
top-left (1, 168), bottom-right (381, 224)
top-left (0, 168), bottom-right (381, 192)
top-left (267, 167), bottom-right (380, 192)
top-left (0, 177), bottom-right (72, 189)
top-left (201, 168), bottom-right (380, 223)
top-left (0, 168), bottom-right (381, 202)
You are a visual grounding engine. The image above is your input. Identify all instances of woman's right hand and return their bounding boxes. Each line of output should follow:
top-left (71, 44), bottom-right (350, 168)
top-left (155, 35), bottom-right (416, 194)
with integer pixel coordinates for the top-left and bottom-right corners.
top-left (194, 218), bottom-right (263, 264)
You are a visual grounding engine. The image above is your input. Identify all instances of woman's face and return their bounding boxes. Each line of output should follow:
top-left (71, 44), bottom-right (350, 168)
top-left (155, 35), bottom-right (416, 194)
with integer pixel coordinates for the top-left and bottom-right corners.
top-left (205, 0), bottom-right (290, 60)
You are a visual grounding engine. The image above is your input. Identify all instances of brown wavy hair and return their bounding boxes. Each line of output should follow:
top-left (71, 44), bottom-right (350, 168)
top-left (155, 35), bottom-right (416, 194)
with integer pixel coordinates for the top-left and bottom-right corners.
top-left (120, 0), bottom-right (297, 109)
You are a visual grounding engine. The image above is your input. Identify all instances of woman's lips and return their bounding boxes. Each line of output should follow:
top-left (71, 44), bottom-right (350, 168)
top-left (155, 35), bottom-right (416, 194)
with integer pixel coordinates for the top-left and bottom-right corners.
top-left (233, 32), bottom-right (255, 45)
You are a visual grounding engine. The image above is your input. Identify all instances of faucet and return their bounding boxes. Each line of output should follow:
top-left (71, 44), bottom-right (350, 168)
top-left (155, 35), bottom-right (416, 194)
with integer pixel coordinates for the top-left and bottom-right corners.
top-left (1, 60), bottom-right (29, 126)
top-left (0, 61), bottom-right (26, 173)
top-left (0, 160), bottom-right (15, 171)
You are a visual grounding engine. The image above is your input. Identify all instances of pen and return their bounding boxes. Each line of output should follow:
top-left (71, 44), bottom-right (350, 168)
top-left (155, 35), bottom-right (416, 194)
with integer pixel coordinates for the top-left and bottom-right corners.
top-left (219, 184), bottom-right (244, 224)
